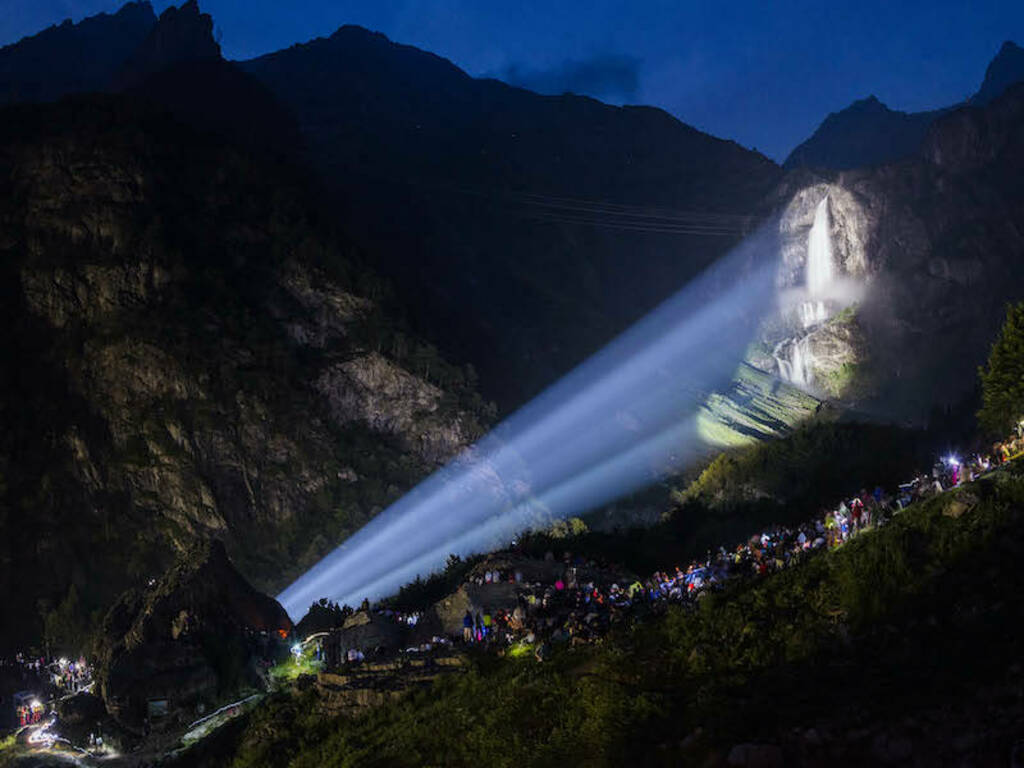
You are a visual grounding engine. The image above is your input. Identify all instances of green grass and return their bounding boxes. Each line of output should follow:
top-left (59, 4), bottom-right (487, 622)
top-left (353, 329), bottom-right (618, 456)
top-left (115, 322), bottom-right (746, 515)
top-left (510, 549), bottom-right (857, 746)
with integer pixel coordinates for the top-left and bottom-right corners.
top-left (698, 363), bottom-right (821, 448)
top-left (269, 655), bottom-right (325, 684)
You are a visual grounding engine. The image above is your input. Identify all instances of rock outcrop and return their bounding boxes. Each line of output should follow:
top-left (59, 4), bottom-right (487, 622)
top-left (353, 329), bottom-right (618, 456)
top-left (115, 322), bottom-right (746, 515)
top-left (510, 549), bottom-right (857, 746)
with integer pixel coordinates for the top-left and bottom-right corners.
top-left (114, 0), bottom-right (220, 88)
top-left (95, 539), bottom-right (290, 731)
top-left (972, 40), bottom-right (1024, 106)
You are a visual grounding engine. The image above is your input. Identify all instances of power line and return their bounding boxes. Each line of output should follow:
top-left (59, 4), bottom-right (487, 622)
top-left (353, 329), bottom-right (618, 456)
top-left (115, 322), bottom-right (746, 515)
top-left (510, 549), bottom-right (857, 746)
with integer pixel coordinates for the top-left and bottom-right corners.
top-left (357, 170), bottom-right (761, 236)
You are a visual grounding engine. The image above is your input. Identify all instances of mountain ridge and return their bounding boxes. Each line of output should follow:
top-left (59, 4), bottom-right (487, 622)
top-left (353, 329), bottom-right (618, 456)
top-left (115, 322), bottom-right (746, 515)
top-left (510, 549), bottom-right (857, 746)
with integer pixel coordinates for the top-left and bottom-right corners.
top-left (784, 40), bottom-right (1024, 171)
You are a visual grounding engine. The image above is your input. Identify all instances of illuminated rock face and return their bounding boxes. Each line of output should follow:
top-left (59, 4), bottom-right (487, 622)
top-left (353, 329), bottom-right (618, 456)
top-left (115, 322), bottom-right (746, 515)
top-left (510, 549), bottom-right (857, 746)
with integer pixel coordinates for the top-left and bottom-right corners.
top-left (760, 83), bottom-right (1024, 416)
top-left (759, 183), bottom-right (871, 397)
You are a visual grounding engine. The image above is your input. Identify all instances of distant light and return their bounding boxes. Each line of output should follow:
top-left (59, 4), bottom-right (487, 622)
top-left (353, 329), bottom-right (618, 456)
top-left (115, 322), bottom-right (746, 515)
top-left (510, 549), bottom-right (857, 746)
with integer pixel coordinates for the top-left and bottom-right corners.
top-left (945, 455), bottom-right (960, 467)
top-left (290, 643), bottom-right (302, 658)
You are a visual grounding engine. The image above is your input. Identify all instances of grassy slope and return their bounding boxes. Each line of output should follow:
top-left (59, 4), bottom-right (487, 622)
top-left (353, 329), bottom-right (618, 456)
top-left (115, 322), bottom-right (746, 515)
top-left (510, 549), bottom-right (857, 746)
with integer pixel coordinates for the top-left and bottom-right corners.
top-left (182, 459), bottom-right (1024, 767)
top-left (697, 363), bottom-right (822, 449)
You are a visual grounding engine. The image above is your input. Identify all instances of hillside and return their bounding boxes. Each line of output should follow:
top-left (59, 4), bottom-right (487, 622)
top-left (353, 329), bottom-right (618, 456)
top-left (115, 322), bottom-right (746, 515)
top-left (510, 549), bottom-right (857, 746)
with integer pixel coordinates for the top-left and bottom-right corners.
top-left (0, 95), bottom-right (490, 652)
top-left (238, 26), bottom-right (782, 409)
top-left (173, 445), bottom-right (1024, 767)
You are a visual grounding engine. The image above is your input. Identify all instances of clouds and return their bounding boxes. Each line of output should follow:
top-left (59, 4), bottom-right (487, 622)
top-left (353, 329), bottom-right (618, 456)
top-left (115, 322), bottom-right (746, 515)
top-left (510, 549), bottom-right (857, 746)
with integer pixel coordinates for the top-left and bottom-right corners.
top-left (497, 53), bottom-right (641, 103)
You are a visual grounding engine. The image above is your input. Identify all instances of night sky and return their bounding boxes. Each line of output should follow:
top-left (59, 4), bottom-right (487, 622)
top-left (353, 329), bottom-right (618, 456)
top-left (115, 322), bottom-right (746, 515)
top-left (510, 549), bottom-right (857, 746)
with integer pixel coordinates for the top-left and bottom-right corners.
top-left (2, 0), bottom-right (1022, 161)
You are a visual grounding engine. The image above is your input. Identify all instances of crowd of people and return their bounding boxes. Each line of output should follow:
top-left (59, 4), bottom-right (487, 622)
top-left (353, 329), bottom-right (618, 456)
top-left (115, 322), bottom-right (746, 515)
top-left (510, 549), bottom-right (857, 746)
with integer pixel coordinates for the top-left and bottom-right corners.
top-left (291, 422), bottom-right (1024, 681)
top-left (417, 435), bottom-right (1023, 662)
top-left (49, 656), bottom-right (93, 696)
top-left (1, 651), bottom-right (96, 734)
top-left (16, 698), bottom-right (45, 727)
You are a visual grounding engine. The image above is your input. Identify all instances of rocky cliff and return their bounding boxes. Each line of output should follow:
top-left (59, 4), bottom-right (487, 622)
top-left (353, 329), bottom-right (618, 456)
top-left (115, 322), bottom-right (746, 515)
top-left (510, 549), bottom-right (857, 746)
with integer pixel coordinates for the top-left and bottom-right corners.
top-left (0, 96), bottom-right (488, 652)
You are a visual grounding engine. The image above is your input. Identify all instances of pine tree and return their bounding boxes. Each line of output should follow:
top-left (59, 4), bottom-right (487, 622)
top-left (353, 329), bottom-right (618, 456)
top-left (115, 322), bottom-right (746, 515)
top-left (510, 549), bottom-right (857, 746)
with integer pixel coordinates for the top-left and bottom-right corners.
top-left (978, 302), bottom-right (1024, 434)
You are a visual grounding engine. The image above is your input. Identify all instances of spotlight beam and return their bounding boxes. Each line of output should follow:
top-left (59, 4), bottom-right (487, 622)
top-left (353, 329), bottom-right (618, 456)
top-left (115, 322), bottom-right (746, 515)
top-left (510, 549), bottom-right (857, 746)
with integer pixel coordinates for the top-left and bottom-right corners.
top-left (278, 220), bottom-right (781, 618)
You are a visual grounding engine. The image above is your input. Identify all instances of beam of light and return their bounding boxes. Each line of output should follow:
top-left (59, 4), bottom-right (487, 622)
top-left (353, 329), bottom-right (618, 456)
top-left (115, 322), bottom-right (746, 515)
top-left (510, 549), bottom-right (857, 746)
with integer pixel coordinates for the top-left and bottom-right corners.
top-left (278, 219), bottom-right (782, 620)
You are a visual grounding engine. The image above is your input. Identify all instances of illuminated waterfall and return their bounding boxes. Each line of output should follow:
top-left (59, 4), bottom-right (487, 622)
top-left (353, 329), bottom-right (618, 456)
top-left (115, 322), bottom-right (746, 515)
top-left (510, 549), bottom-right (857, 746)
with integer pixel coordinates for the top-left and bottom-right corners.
top-left (806, 197), bottom-right (833, 297)
top-left (800, 196), bottom-right (833, 329)
top-left (777, 196), bottom-right (833, 388)
top-left (774, 336), bottom-right (812, 387)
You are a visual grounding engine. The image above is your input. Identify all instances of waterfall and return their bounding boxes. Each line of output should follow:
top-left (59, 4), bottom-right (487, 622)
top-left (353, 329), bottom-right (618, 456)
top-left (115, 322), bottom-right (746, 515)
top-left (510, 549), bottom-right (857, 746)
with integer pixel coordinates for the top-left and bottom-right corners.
top-left (773, 337), bottom-right (812, 388)
top-left (806, 196), bottom-right (833, 298)
top-left (798, 300), bottom-right (828, 328)
top-left (795, 196), bottom-right (834, 330)
top-left (777, 195), bottom-right (833, 388)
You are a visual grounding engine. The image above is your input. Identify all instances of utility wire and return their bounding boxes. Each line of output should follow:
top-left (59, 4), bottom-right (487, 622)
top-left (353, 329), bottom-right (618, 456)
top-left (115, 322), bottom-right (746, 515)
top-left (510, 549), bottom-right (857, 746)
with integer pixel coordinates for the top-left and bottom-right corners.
top-left (351, 168), bottom-right (761, 236)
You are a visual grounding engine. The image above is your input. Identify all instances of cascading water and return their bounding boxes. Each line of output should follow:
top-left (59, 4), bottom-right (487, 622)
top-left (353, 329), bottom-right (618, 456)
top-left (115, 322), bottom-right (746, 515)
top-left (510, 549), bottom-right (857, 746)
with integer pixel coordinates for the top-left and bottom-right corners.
top-left (773, 336), bottom-right (812, 387)
top-left (806, 197), bottom-right (834, 297)
top-left (799, 195), bottom-right (833, 329)
top-left (776, 195), bottom-right (833, 388)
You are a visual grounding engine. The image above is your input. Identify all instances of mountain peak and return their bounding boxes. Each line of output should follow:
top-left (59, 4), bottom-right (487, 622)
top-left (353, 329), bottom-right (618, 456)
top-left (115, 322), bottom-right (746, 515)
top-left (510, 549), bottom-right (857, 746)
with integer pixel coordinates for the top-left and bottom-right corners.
top-left (0, 0), bottom-right (156, 104)
top-left (847, 94), bottom-right (888, 113)
top-left (782, 93), bottom-right (936, 170)
top-left (115, 0), bottom-right (220, 87)
top-left (973, 39), bottom-right (1024, 105)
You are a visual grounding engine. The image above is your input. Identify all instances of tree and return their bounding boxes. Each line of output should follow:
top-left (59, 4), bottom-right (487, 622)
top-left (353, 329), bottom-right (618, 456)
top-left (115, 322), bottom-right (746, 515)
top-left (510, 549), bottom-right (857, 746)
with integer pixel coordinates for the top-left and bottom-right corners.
top-left (978, 301), bottom-right (1024, 435)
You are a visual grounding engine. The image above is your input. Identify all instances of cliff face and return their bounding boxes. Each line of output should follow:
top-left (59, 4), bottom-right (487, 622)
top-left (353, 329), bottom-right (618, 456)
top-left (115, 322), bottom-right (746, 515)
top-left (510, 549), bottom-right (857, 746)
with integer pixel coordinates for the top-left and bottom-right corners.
top-left (0, 97), bottom-right (487, 651)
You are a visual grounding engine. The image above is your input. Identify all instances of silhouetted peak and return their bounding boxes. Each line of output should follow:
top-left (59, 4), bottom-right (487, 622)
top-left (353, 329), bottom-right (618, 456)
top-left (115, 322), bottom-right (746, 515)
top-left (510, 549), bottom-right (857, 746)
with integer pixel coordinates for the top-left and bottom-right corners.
top-left (783, 94), bottom-right (939, 170)
top-left (117, 0), bottom-right (220, 87)
top-left (973, 40), bottom-right (1024, 105)
top-left (328, 24), bottom-right (390, 44)
top-left (841, 95), bottom-right (890, 115)
top-left (0, 1), bottom-right (157, 104)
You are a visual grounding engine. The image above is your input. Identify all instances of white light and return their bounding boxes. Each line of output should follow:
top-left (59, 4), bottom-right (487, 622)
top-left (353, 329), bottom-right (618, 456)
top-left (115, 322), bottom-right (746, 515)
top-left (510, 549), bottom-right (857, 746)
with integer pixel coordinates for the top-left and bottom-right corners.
top-left (278, 220), bottom-right (783, 617)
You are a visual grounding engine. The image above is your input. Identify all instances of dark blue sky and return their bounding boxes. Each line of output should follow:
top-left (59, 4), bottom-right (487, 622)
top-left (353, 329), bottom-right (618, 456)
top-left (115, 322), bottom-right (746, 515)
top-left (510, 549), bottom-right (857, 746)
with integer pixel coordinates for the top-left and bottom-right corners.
top-left (2, 0), bottom-right (1022, 161)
